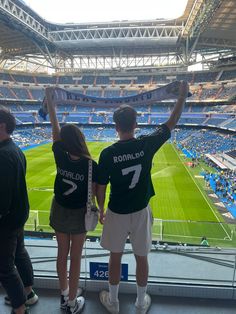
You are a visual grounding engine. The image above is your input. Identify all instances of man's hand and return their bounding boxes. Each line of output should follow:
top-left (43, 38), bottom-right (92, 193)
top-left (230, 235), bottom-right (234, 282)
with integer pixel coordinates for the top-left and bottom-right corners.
top-left (165, 81), bottom-right (189, 131)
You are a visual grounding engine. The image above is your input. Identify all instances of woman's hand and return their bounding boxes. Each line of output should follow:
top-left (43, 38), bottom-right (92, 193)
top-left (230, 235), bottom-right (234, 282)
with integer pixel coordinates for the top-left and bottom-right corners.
top-left (99, 210), bottom-right (106, 225)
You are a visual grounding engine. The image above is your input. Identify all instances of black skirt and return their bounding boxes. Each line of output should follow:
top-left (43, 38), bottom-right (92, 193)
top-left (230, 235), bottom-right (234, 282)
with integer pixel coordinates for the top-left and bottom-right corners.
top-left (49, 197), bottom-right (87, 234)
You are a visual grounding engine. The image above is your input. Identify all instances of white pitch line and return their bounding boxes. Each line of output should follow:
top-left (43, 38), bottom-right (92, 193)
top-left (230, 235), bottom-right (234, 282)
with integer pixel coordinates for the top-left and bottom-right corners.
top-left (152, 232), bottom-right (231, 241)
top-left (172, 145), bottom-right (231, 239)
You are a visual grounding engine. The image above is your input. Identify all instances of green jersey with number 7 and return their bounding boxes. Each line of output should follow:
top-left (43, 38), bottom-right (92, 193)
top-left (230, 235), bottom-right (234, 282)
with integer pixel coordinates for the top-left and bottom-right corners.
top-left (97, 124), bottom-right (171, 214)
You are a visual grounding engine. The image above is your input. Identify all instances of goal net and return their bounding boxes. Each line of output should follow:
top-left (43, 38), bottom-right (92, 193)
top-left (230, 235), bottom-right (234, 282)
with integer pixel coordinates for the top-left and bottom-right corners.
top-left (25, 210), bottom-right (39, 231)
top-left (152, 218), bottom-right (163, 242)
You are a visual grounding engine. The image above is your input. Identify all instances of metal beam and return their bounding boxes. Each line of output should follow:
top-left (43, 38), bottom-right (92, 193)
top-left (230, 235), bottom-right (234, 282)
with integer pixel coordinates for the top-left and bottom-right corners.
top-left (49, 26), bottom-right (182, 43)
top-left (198, 38), bottom-right (236, 49)
top-left (0, 0), bottom-right (49, 40)
top-left (182, 0), bottom-right (222, 39)
top-left (180, 0), bottom-right (223, 65)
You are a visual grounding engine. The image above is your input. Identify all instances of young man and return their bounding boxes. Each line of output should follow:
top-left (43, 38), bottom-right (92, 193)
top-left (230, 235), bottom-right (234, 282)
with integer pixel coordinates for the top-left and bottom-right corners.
top-left (97, 81), bottom-right (189, 314)
top-left (0, 109), bottom-right (38, 314)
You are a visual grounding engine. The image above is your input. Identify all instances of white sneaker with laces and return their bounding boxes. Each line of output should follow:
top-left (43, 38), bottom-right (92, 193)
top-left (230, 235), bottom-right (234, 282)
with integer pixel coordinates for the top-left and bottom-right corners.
top-left (60, 287), bottom-right (83, 310)
top-left (66, 296), bottom-right (85, 314)
top-left (60, 294), bottom-right (69, 310)
top-left (135, 294), bottom-right (151, 314)
top-left (99, 290), bottom-right (119, 314)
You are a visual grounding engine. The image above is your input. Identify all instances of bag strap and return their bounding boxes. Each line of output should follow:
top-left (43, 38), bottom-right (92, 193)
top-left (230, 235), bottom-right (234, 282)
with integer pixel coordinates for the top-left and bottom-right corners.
top-left (87, 159), bottom-right (93, 214)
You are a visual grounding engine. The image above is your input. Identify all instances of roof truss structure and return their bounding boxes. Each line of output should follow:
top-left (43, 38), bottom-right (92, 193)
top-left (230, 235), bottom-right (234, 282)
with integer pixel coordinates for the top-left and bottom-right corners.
top-left (0, 0), bottom-right (235, 72)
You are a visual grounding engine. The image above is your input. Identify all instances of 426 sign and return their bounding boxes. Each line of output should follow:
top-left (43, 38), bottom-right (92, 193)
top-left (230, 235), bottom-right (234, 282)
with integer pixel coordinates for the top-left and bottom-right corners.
top-left (90, 262), bottom-right (128, 281)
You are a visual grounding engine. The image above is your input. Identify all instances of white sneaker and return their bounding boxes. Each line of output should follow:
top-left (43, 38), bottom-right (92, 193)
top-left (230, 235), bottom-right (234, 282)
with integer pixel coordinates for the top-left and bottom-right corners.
top-left (5, 290), bottom-right (38, 307)
top-left (135, 294), bottom-right (151, 314)
top-left (60, 294), bottom-right (69, 310)
top-left (66, 296), bottom-right (85, 314)
top-left (60, 288), bottom-right (83, 309)
top-left (99, 290), bottom-right (119, 314)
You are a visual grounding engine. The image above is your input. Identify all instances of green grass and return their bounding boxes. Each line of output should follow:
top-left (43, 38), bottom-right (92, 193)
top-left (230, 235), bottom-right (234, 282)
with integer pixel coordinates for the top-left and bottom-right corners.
top-left (24, 142), bottom-right (235, 247)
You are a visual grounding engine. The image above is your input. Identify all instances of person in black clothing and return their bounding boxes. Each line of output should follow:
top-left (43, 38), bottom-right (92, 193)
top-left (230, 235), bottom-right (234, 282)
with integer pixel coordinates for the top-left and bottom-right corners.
top-left (97, 81), bottom-right (189, 314)
top-left (0, 109), bottom-right (38, 314)
top-left (45, 88), bottom-right (98, 314)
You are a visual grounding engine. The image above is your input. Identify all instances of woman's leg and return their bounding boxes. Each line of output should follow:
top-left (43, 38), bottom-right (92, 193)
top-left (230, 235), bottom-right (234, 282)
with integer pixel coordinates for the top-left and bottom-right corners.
top-left (55, 232), bottom-right (70, 291)
top-left (68, 233), bottom-right (86, 301)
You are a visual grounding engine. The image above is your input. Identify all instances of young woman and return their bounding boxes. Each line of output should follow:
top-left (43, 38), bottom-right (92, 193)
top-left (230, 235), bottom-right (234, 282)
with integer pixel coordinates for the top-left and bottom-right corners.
top-left (45, 88), bottom-right (97, 314)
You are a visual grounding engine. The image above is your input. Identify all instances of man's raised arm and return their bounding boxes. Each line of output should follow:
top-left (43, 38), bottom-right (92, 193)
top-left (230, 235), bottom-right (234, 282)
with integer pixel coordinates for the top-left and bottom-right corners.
top-left (165, 81), bottom-right (189, 131)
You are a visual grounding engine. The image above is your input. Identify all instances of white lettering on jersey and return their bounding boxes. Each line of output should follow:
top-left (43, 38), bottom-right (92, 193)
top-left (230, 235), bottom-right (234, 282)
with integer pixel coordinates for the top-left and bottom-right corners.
top-left (113, 151), bottom-right (144, 163)
top-left (62, 179), bottom-right (78, 195)
top-left (57, 167), bottom-right (84, 181)
top-left (122, 164), bottom-right (142, 189)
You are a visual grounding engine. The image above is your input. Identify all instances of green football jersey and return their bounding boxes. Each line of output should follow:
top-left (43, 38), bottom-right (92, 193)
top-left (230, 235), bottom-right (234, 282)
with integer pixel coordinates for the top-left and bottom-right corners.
top-left (53, 141), bottom-right (97, 209)
top-left (98, 124), bottom-right (171, 214)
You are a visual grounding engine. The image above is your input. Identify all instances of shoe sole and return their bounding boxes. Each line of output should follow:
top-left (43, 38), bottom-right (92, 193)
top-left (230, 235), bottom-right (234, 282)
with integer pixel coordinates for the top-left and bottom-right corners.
top-left (5, 295), bottom-right (39, 306)
top-left (135, 294), bottom-right (151, 314)
top-left (99, 292), bottom-right (119, 314)
top-left (61, 288), bottom-right (83, 309)
top-left (66, 298), bottom-right (85, 314)
top-left (5, 300), bottom-right (11, 306)
top-left (26, 295), bottom-right (39, 305)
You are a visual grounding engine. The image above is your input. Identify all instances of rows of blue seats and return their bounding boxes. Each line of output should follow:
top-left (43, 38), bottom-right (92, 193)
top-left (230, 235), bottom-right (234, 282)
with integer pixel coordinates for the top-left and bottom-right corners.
top-left (1, 69), bottom-right (236, 86)
top-left (176, 129), bottom-right (236, 155)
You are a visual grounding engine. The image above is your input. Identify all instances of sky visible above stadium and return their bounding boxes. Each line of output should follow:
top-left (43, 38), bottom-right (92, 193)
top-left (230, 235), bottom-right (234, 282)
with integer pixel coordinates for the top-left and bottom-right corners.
top-left (24, 0), bottom-right (188, 24)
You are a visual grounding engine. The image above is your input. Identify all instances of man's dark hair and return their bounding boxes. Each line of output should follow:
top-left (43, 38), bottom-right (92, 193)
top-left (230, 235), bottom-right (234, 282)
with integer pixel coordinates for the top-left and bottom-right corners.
top-left (0, 109), bottom-right (16, 134)
top-left (113, 105), bottom-right (137, 132)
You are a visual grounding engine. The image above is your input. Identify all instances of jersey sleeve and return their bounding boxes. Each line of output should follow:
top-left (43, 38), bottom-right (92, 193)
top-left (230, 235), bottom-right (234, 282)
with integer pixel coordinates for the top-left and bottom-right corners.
top-left (52, 141), bottom-right (67, 164)
top-left (97, 149), bottom-right (110, 185)
top-left (142, 124), bottom-right (171, 156)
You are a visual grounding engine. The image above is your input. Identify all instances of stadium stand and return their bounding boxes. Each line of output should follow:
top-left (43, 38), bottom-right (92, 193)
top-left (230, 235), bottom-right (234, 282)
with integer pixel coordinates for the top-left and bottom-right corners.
top-left (0, 1), bottom-right (236, 311)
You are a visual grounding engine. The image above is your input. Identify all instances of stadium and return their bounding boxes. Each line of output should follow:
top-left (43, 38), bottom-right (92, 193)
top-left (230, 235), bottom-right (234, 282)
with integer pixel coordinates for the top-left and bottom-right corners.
top-left (0, 0), bottom-right (236, 312)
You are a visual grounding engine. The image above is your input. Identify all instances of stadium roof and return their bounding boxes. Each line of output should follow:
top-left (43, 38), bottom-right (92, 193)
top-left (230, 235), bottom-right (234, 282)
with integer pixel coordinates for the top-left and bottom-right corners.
top-left (0, 0), bottom-right (236, 71)
top-left (181, 0), bottom-right (236, 49)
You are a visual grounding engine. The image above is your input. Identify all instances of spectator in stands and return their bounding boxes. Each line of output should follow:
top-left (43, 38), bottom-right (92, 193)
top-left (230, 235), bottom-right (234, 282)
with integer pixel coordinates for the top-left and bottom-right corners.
top-left (45, 88), bottom-right (98, 314)
top-left (97, 81), bottom-right (189, 314)
top-left (0, 109), bottom-right (38, 314)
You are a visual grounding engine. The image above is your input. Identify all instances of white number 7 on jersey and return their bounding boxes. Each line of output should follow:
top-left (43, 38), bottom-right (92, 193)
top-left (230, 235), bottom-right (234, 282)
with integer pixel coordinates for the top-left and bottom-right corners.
top-left (122, 164), bottom-right (142, 189)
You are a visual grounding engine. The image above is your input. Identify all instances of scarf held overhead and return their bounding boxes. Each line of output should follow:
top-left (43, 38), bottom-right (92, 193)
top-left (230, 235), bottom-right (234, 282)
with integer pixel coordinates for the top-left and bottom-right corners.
top-left (39, 81), bottom-right (191, 119)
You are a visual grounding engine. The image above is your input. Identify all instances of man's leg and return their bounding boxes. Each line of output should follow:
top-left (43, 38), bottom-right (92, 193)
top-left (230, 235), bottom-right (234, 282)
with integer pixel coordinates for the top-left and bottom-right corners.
top-left (0, 229), bottom-right (27, 313)
top-left (99, 252), bottom-right (122, 313)
top-left (100, 209), bottom-right (128, 313)
top-left (135, 254), bottom-right (148, 287)
top-left (129, 206), bottom-right (152, 312)
top-left (109, 252), bottom-right (123, 302)
top-left (109, 252), bottom-right (123, 285)
top-left (14, 229), bottom-right (38, 305)
top-left (135, 254), bottom-right (150, 307)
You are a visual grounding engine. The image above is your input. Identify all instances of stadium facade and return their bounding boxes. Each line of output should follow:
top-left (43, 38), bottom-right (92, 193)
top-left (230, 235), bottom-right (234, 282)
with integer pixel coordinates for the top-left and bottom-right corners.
top-left (0, 0), bottom-right (236, 311)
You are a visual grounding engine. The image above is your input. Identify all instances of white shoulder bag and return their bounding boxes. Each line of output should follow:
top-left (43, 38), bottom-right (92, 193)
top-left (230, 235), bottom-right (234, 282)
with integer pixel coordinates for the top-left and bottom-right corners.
top-left (85, 159), bottom-right (99, 232)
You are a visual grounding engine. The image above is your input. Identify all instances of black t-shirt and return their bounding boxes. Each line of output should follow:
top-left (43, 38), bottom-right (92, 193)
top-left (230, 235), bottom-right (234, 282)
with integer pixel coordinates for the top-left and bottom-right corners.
top-left (97, 124), bottom-right (171, 214)
top-left (52, 141), bottom-right (98, 209)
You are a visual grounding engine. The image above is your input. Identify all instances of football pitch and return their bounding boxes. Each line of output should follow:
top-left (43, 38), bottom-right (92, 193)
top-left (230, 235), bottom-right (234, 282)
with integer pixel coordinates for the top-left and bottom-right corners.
top-left (25, 142), bottom-right (235, 247)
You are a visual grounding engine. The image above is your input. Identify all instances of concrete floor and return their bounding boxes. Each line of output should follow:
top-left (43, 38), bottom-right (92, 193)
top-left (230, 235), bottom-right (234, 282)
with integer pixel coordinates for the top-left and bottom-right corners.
top-left (1, 288), bottom-right (236, 314)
